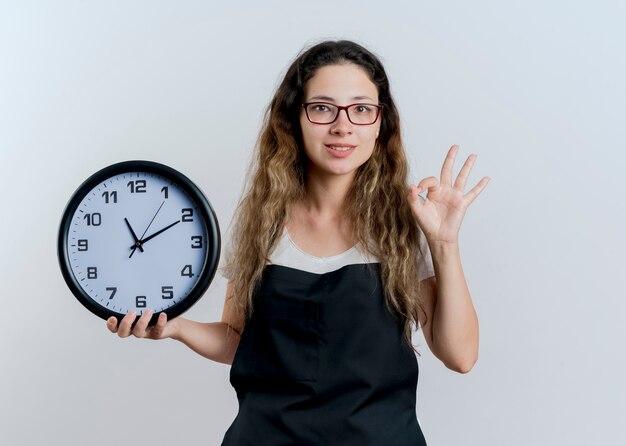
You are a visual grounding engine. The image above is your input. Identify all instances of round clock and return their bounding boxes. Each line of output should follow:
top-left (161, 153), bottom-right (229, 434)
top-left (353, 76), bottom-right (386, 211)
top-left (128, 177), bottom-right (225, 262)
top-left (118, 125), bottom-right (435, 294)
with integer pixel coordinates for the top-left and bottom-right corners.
top-left (57, 160), bottom-right (220, 326)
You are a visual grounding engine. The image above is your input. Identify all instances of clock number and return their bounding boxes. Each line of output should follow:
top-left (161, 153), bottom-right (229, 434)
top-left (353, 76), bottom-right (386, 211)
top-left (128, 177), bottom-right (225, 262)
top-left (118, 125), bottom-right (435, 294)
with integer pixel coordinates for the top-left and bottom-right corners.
top-left (127, 180), bottom-right (146, 193)
top-left (161, 186), bottom-right (169, 199)
top-left (191, 236), bottom-right (202, 249)
top-left (106, 287), bottom-right (117, 300)
top-left (181, 265), bottom-right (193, 277)
top-left (136, 296), bottom-right (147, 308)
top-left (84, 213), bottom-right (101, 226)
top-left (181, 208), bottom-right (193, 222)
top-left (102, 191), bottom-right (117, 203)
top-left (77, 239), bottom-right (88, 251)
top-left (161, 286), bottom-right (174, 299)
top-left (87, 267), bottom-right (98, 279)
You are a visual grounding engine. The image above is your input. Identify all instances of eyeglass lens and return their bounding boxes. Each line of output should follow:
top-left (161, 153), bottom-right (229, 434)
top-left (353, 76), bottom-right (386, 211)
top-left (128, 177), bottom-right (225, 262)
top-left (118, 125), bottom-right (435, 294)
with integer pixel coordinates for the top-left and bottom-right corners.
top-left (305, 103), bottom-right (379, 124)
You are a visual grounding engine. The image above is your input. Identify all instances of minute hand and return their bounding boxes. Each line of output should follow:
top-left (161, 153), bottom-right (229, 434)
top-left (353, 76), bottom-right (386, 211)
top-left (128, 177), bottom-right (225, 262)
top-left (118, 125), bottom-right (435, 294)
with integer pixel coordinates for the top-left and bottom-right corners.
top-left (132, 220), bottom-right (180, 248)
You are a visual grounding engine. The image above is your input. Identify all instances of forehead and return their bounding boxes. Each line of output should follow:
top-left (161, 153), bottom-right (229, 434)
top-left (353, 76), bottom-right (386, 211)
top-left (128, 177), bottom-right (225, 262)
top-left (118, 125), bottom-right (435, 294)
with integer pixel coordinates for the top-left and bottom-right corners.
top-left (303, 64), bottom-right (378, 102)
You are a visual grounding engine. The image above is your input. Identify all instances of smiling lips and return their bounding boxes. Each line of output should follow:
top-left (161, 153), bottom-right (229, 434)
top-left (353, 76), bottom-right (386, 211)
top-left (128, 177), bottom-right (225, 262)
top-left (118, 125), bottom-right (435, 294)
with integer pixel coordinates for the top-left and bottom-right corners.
top-left (324, 143), bottom-right (356, 158)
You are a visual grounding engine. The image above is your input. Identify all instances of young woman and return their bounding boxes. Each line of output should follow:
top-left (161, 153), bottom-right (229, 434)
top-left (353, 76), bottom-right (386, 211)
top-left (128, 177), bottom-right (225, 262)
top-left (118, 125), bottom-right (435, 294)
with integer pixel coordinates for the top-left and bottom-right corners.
top-left (107, 40), bottom-right (490, 445)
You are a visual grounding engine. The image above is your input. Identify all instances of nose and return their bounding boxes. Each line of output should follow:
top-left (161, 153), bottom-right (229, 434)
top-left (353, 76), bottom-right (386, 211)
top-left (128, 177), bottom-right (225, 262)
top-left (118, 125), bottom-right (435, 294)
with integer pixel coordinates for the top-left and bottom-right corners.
top-left (330, 108), bottom-right (353, 136)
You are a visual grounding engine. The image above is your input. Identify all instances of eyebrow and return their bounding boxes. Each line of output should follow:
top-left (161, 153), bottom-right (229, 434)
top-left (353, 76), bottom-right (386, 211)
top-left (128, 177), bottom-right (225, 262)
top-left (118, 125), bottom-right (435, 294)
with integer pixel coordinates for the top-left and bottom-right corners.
top-left (307, 95), bottom-right (376, 102)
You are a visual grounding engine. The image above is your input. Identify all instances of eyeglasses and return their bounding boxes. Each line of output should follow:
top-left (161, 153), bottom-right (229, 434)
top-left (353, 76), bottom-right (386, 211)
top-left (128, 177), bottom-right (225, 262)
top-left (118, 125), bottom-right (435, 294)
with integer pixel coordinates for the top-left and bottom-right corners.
top-left (302, 102), bottom-right (383, 125)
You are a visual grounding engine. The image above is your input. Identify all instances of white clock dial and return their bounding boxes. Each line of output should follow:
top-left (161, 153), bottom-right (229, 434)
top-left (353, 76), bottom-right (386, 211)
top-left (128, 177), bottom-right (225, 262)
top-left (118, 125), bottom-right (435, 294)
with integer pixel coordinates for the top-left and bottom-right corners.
top-left (65, 171), bottom-right (210, 315)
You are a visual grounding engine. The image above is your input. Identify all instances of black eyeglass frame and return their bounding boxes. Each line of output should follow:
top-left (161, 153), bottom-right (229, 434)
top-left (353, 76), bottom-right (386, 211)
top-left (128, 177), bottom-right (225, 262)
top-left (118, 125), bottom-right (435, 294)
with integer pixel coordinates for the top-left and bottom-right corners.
top-left (301, 102), bottom-right (384, 125)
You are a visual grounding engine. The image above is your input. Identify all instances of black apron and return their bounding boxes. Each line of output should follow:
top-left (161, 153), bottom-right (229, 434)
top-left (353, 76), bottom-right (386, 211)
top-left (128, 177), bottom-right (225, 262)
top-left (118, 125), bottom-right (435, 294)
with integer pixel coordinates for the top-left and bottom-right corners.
top-left (221, 263), bottom-right (427, 445)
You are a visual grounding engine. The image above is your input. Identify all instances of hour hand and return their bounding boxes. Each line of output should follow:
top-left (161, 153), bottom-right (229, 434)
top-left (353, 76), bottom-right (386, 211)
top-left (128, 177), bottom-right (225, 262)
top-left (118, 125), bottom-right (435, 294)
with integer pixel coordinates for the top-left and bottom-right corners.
top-left (124, 218), bottom-right (144, 253)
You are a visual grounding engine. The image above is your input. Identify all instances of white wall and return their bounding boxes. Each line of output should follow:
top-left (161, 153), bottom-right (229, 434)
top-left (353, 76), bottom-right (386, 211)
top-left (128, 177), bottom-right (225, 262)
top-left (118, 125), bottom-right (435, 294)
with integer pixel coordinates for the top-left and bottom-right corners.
top-left (1, 1), bottom-right (624, 444)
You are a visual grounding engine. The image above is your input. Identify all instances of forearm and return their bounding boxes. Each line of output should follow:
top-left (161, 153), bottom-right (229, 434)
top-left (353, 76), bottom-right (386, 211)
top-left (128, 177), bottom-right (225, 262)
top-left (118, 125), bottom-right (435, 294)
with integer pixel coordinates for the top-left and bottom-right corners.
top-left (171, 318), bottom-right (241, 365)
top-left (430, 242), bottom-right (479, 373)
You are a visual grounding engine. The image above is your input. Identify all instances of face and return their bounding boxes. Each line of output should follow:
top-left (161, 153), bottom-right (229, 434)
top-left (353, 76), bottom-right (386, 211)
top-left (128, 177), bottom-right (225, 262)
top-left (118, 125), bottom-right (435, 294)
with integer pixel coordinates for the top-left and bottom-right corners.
top-left (299, 64), bottom-right (381, 181)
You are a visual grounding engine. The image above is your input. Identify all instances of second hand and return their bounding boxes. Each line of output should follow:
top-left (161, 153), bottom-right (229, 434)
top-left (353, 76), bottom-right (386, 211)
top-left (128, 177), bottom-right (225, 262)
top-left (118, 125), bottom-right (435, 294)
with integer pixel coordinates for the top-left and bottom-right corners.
top-left (130, 201), bottom-right (165, 258)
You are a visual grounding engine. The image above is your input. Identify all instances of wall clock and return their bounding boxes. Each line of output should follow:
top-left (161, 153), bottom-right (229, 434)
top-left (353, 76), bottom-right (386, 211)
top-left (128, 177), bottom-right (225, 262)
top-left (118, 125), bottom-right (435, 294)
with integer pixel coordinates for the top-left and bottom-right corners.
top-left (58, 160), bottom-right (220, 325)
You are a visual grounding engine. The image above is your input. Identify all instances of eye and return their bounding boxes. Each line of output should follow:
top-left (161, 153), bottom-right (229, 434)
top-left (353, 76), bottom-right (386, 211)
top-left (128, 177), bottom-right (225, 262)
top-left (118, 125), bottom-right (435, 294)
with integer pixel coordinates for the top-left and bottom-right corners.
top-left (354, 105), bottom-right (372, 113)
top-left (313, 104), bottom-right (330, 112)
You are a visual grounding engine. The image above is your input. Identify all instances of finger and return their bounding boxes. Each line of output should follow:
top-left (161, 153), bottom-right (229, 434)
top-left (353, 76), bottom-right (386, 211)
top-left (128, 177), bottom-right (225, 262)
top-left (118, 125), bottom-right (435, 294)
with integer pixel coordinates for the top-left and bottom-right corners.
top-left (107, 317), bottom-right (119, 334)
top-left (132, 310), bottom-right (154, 338)
top-left (463, 176), bottom-right (491, 205)
top-left (407, 184), bottom-right (423, 204)
top-left (440, 144), bottom-right (459, 186)
top-left (117, 311), bottom-right (137, 338)
top-left (453, 154), bottom-right (478, 191)
top-left (148, 312), bottom-right (168, 339)
top-left (416, 176), bottom-right (439, 193)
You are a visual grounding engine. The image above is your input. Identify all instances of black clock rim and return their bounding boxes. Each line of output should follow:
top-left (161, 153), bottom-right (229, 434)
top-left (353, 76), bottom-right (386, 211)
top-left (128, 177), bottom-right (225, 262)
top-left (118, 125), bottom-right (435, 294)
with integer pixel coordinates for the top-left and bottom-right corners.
top-left (57, 160), bottom-right (221, 326)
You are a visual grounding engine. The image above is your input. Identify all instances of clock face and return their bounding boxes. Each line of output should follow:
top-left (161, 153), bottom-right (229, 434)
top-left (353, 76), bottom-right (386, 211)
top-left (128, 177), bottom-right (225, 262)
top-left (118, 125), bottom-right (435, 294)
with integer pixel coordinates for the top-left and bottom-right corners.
top-left (58, 161), bottom-right (220, 324)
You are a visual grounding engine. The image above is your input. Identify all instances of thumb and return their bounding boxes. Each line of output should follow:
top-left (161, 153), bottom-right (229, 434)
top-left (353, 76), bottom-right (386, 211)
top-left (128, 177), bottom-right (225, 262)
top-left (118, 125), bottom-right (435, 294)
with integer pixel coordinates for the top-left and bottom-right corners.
top-left (148, 312), bottom-right (169, 339)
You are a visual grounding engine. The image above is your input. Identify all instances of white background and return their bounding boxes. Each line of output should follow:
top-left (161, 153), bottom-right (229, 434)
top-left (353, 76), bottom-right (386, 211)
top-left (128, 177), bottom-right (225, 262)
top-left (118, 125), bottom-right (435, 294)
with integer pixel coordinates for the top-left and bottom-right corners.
top-left (1, 1), bottom-right (624, 445)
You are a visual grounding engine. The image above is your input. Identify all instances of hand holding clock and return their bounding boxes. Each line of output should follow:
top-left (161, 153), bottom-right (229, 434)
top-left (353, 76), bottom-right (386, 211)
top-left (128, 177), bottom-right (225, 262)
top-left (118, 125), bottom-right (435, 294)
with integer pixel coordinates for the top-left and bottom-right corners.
top-left (107, 310), bottom-right (179, 340)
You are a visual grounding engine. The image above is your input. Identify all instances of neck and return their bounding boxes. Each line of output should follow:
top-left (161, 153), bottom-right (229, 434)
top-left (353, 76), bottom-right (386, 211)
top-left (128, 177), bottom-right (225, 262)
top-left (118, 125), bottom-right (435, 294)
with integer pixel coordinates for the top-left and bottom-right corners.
top-left (301, 169), bottom-right (354, 220)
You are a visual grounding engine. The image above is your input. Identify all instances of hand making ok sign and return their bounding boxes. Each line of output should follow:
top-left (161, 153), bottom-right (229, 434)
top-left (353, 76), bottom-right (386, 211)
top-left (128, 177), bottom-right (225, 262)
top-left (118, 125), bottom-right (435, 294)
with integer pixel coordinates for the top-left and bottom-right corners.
top-left (408, 144), bottom-right (490, 246)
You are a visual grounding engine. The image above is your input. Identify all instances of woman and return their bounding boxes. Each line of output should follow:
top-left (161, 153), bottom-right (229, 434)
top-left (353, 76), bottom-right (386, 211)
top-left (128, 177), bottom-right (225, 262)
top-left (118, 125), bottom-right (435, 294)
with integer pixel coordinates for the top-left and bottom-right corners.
top-left (108, 40), bottom-right (490, 445)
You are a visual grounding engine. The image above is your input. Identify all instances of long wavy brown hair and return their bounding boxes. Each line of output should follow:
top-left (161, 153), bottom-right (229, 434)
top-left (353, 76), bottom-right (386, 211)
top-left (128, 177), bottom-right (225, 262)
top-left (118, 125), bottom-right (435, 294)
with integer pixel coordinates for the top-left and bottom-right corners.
top-left (222, 40), bottom-right (430, 351)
